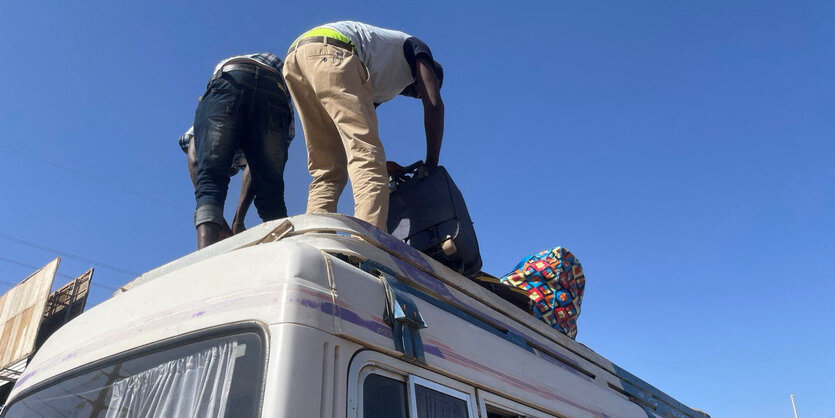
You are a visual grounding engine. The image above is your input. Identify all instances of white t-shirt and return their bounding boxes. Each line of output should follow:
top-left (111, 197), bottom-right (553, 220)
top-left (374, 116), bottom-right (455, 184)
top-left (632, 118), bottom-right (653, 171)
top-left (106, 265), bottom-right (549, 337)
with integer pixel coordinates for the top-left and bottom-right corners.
top-left (321, 21), bottom-right (434, 104)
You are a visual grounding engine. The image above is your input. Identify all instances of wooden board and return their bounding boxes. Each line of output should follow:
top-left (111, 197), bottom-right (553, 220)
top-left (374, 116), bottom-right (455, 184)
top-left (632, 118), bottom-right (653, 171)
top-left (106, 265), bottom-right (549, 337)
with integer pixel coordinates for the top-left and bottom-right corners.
top-left (35, 269), bottom-right (93, 351)
top-left (43, 269), bottom-right (91, 318)
top-left (0, 258), bottom-right (59, 371)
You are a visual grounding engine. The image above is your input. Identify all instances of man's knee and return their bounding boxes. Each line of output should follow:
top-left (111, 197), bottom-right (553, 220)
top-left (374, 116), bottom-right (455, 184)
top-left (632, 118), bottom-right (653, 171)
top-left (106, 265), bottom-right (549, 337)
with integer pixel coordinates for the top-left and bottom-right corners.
top-left (311, 164), bottom-right (349, 185)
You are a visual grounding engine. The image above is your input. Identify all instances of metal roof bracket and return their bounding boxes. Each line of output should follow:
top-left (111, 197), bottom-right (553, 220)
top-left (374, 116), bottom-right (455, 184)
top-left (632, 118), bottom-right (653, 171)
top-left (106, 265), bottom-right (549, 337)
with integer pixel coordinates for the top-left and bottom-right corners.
top-left (361, 260), bottom-right (428, 364)
top-left (255, 220), bottom-right (295, 245)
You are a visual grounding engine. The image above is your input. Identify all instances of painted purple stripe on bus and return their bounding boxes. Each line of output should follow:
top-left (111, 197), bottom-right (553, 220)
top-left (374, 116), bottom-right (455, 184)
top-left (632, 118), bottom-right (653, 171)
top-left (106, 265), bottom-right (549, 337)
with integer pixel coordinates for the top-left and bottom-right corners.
top-left (297, 297), bottom-right (394, 339)
top-left (426, 340), bottom-right (607, 417)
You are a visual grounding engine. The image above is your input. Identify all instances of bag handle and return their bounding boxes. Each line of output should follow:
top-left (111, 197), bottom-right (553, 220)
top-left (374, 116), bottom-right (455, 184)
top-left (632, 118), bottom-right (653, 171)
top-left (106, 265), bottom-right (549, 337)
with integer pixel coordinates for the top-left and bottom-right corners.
top-left (389, 160), bottom-right (429, 191)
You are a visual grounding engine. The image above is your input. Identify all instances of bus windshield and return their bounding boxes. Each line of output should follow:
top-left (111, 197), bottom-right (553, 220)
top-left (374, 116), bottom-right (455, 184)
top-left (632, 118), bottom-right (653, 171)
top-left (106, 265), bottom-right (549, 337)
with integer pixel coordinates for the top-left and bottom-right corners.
top-left (2, 332), bottom-right (263, 418)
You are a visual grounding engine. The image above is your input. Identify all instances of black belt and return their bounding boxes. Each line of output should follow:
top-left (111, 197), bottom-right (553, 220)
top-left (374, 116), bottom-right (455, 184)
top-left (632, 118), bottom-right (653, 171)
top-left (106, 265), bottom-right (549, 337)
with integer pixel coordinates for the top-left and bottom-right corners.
top-left (287, 36), bottom-right (355, 54)
top-left (214, 63), bottom-right (282, 81)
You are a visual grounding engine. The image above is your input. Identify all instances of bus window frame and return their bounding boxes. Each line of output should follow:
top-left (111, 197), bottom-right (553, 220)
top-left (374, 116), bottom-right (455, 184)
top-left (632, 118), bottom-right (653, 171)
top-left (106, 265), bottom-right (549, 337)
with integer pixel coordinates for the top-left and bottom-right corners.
top-left (477, 388), bottom-right (563, 418)
top-left (348, 350), bottom-right (478, 418)
top-left (356, 366), bottom-right (408, 417)
top-left (408, 374), bottom-right (477, 418)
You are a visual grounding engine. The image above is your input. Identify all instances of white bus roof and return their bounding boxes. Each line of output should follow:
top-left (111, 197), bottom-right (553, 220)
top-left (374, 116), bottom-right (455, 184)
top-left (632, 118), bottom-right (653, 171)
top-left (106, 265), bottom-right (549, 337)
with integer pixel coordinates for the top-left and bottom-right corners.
top-left (9, 214), bottom-right (708, 418)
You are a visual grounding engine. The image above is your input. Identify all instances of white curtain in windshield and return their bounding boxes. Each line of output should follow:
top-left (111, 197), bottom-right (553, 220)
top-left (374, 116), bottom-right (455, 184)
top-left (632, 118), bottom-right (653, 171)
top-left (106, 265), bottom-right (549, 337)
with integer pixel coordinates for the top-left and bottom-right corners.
top-left (104, 340), bottom-right (238, 418)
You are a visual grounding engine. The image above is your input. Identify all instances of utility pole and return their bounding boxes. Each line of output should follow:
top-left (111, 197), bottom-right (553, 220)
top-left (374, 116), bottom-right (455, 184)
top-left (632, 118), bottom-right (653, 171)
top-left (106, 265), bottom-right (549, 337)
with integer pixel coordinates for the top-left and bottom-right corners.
top-left (790, 393), bottom-right (799, 418)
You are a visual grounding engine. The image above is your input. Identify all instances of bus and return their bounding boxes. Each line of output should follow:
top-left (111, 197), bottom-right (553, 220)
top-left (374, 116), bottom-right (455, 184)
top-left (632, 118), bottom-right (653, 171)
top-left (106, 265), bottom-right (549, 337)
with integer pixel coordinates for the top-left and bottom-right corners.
top-left (1, 214), bottom-right (709, 418)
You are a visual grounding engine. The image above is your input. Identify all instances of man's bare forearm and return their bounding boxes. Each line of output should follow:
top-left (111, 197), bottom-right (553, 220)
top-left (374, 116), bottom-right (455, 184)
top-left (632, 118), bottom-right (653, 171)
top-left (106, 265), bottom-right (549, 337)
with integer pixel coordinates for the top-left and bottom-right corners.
top-left (232, 166), bottom-right (254, 233)
top-left (424, 102), bottom-right (444, 168)
top-left (415, 56), bottom-right (444, 168)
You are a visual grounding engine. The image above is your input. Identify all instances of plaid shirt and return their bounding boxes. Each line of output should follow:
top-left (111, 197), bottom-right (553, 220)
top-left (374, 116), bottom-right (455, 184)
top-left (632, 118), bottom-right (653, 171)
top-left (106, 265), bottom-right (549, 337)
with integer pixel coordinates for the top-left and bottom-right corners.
top-left (211, 53), bottom-right (283, 80)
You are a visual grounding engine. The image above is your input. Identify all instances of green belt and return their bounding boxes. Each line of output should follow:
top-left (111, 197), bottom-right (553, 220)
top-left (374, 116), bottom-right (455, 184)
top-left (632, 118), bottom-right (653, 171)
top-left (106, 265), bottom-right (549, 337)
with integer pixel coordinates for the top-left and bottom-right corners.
top-left (290, 27), bottom-right (354, 49)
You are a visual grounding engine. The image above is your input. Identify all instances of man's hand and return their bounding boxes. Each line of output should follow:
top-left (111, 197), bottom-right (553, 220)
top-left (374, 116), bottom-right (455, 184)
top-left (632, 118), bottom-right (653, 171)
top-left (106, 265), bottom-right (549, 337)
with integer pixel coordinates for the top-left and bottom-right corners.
top-left (219, 220), bottom-right (234, 240)
top-left (387, 161), bottom-right (406, 177)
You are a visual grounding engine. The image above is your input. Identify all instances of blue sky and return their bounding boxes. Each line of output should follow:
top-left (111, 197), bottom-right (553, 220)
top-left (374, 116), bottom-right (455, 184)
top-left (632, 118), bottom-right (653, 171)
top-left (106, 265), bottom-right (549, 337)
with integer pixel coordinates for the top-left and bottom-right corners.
top-left (1, 1), bottom-right (833, 416)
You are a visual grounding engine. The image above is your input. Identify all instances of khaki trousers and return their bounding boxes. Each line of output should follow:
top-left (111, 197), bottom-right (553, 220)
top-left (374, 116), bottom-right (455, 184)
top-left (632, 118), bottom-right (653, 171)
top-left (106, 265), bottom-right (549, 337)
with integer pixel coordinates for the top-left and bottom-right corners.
top-left (283, 42), bottom-right (389, 230)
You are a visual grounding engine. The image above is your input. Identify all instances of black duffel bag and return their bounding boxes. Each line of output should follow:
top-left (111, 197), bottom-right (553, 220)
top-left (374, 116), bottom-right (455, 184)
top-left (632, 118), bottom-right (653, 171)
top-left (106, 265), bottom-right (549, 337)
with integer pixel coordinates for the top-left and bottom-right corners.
top-left (387, 161), bottom-right (482, 277)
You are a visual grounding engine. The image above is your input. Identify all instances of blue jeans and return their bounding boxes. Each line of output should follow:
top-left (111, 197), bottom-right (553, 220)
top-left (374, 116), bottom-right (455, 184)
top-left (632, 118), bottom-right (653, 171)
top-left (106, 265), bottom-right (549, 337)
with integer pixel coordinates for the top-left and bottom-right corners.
top-left (193, 66), bottom-right (292, 227)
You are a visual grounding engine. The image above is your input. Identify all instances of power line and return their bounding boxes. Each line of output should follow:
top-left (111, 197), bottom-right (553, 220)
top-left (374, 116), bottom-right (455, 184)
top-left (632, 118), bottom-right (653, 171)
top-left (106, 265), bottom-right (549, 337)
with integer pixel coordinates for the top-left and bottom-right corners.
top-left (0, 232), bottom-right (138, 276)
top-left (0, 256), bottom-right (75, 281)
top-left (0, 278), bottom-right (23, 288)
top-left (0, 256), bottom-right (118, 292)
top-left (0, 144), bottom-right (190, 212)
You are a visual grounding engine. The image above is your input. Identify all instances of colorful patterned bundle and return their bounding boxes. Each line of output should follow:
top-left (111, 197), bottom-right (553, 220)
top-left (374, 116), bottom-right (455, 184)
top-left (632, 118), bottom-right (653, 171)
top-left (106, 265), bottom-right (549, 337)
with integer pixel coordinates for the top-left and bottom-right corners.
top-left (500, 247), bottom-right (585, 339)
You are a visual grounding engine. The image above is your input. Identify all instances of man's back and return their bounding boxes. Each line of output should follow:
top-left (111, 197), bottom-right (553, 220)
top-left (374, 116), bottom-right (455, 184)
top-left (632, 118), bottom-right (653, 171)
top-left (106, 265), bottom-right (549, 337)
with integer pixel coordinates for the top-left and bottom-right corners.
top-left (320, 21), bottom-right (431, 104)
